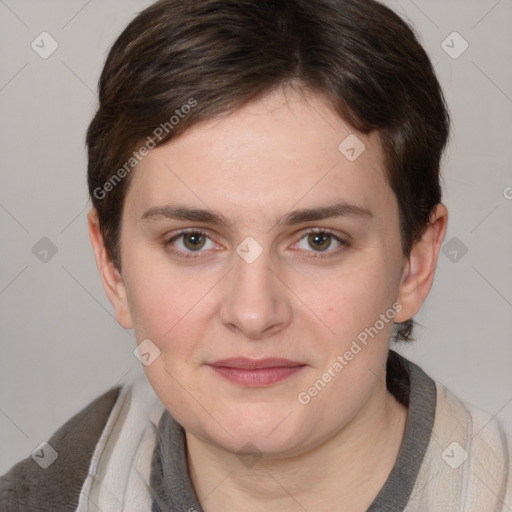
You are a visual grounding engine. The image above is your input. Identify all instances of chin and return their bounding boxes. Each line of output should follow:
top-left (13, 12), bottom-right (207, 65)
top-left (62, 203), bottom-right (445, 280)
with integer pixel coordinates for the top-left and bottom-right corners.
top-left (198, 405), bottom-right (311, 457)
top-left (214, 430), bottom-right (304, 460)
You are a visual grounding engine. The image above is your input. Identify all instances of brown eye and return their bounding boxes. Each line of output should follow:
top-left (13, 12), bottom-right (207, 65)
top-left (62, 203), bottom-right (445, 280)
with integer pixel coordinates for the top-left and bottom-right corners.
top-left (182, 232), bottom-right (207, 251)
top-left (293, 229), bottom-right (347, 257)
top-left (165, 230), bottom-right (217, 259)
top-left (307, 232), bottom-right (332, 251)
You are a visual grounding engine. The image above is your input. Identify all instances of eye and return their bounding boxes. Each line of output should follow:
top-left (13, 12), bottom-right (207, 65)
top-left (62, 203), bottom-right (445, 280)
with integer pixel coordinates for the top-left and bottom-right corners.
top-left (293, 229), bottom-right (348, 256)
top-left (164, 229), bottom-right (218, 259)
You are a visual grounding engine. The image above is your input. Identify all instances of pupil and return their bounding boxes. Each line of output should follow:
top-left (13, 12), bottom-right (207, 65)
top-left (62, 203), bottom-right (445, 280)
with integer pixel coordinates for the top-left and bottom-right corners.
top-left (185, 233), bottom-right (205, 250)
top-left (310, 233), bottom-right (330, 251)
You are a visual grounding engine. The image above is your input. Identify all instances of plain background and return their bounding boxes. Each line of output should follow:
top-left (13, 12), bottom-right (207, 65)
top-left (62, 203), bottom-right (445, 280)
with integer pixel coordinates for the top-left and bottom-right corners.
top-left (0, 0), bottom-right (511, 474)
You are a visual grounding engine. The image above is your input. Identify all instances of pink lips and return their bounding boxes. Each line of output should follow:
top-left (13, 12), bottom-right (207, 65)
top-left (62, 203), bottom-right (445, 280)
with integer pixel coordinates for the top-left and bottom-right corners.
top-left (207, 357), bottom-right (305, 387)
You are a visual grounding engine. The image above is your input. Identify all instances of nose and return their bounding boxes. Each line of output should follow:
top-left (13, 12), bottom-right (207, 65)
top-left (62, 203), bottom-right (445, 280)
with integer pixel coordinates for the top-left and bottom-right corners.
top-left (219, 244), bottom-right (293, 340)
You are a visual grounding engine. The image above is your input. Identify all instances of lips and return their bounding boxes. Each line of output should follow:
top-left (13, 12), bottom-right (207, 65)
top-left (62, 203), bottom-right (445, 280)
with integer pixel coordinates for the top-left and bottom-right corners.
top-left (209, 357), bottom-right (304, 369)
top-left (207, 357), bottom-right (306, 387)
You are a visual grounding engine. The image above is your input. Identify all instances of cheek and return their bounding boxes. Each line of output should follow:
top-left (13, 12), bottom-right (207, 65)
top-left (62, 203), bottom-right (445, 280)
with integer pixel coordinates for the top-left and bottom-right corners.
top-left (127, 265), bottom-right (210, 426)
top-left (295, 261), bottom-right (397, 421)
top-left (313, 256), bottom-right (399, 343)
top-left (124, 256), bottom-right (216, 341)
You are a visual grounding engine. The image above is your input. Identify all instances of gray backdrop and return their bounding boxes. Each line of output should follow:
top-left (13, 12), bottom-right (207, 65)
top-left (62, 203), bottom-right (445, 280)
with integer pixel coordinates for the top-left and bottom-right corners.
top-left (1, 0), bottom-right (511, 474)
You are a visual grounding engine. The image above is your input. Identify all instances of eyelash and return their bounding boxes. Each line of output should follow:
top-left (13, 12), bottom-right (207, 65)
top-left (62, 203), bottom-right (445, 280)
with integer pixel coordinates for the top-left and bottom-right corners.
top-left (163, 228), bottom-right (350, 261)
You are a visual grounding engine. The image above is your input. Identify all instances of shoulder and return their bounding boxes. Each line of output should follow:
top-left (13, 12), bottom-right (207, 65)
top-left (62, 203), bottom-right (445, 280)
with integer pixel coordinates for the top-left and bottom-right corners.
top-left (435, 383), bottom-right (511, 465)
top-left (0, 386), bottom-right (121, 512)
top-left (413, 379), bottom-right (512, 511)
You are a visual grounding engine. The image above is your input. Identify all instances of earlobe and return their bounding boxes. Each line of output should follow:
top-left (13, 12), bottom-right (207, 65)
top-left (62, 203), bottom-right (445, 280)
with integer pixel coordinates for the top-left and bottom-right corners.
top-left (395, 203), bottom-right (448, 323)
top-left (87, 209), bottom-right (134, 329)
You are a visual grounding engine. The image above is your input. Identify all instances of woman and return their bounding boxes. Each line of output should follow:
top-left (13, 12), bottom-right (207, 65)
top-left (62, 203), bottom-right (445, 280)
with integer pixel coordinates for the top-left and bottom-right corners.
top-left (1, 0), bottom-right (510, 510)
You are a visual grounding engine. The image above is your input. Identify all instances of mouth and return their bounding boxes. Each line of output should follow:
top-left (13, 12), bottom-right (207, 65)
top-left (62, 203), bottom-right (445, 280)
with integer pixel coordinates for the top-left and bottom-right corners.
top-left (206, 357), bottom-right (306, 387)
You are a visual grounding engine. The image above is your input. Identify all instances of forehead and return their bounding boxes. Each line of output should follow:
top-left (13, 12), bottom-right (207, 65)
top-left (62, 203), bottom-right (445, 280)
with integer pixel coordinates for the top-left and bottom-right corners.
top-left (124, 88), bottom-right (396, 227)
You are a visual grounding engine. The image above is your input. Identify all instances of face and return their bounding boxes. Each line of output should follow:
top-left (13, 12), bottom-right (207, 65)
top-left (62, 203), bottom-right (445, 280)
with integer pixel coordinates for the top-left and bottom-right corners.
top-left (106, 87), bottom-right (411, 457)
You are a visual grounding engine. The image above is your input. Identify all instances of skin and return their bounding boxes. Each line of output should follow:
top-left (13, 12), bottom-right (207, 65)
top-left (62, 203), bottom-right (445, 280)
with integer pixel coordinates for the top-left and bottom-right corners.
top-left (88, 86), bottom-right (448, 511)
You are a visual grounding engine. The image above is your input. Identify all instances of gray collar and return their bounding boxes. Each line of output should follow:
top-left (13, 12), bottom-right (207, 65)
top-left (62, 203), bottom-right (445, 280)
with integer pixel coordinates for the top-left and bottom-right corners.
top-left (368, 349), bottom-right (437, 510)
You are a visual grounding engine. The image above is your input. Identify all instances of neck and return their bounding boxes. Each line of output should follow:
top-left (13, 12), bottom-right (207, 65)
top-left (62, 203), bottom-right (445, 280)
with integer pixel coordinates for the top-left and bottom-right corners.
top-left (185, 380), bottom-right (408, 512)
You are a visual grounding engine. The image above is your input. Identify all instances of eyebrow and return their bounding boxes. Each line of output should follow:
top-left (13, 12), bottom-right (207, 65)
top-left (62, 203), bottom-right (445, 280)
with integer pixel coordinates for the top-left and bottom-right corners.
top-left (140, 200), bottom-right (373, 228)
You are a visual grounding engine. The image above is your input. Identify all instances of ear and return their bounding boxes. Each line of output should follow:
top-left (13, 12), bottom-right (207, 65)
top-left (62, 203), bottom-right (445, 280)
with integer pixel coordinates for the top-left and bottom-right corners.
top-left (87, 208), bottom-right (133, 329)
top-left (395, 203), bottom-right (448, 323)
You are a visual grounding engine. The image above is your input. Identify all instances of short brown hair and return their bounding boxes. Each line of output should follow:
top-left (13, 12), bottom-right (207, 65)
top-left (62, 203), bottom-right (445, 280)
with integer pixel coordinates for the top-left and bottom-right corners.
top-left (86, 0), bottom-right (450, 341)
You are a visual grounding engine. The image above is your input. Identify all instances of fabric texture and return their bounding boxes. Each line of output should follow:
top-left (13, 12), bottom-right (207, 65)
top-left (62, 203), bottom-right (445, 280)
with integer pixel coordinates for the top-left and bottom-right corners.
top-left (0, 386), bottom-right (120, 512)
top-left (74, 373), bottom-right (166, 512)
top-left (149, 412), bottom-right (203, 512)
